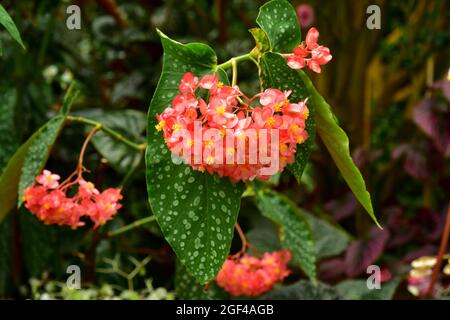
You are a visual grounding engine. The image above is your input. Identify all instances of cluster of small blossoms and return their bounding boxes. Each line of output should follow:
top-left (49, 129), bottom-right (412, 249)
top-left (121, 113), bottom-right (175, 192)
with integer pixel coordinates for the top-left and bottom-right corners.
top-left (285, 27), bottom-right (332, 73)
top-left (216, 250), bottom-right (292, 296)
top-left (156, 72), bottom-right (310, 182)
top-left (23, 170), bottom-right (122, 229)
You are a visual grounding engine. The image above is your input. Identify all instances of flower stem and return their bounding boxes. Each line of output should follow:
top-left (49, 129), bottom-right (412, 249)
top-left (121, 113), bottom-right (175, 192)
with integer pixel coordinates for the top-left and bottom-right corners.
top-left (231, 58), bottom-right (237, 87)
top-left (78, 125), bottom-right (101, 173)
top-left (65, 115), bottom-right (146, 152)
top-left (108, 215), bottom-right (157, 237)
top-left (426, 203), bottom-right (450, 297)
top-left (217, 53), bottom-right (252, 70)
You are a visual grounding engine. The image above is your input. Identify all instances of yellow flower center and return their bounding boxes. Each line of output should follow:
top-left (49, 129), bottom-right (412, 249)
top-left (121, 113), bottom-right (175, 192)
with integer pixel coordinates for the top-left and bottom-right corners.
top-left (274, 103), bottom-right (282, 112)
top-left (155, 120), bottom-right (166, 131)
top-left (290, 124), bottom-right (299, 134)
top-left (266, 117), bottom-right (275, 126)
top-left (205, 140), bottom-right (214, 148)
top-left (303, 108), bottom-right (309, 119)
top-left (172, 123), bottom-right (182, 131)
top-left (206, 155), bottom-right (215, 164)
top-left (216, 106), bottom-right (226, 115)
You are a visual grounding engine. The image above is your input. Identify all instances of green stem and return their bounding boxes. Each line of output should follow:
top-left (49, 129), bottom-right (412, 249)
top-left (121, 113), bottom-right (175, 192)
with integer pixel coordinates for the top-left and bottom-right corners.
top-left (231, 58), bottom-right (237, 87)
top-left (217, 53), bottom-right (252, 70)
top-left (65, 116), bottom-right (146, 152)
top-left (107, 216), bottom-right (156, 237)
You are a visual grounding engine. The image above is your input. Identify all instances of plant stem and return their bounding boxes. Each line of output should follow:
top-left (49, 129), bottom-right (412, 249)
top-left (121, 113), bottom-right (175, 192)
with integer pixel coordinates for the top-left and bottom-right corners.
top-left (65, 116), bottom-right (146, 152)
top-left (426, 203), bottom-right (450, 297)
top-left (217, 53), bottom-right (252, 70)
top-left (108, 216), bottom-right (157, 237)
top-left (78, 125), bottom-right (101, 173)
top-left (231, 58), bottom-right (237, 87)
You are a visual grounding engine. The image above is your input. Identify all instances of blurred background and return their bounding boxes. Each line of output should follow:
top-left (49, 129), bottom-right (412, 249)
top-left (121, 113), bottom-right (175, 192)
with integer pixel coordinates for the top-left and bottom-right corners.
top-left (0, 0), bottom-right (449, 299)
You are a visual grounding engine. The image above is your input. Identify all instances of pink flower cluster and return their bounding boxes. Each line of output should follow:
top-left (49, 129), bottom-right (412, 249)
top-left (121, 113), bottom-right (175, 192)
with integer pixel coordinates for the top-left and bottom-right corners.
top-left (285, 27), bottom-right (332, 73)
top-left (216, 250), bottom-right (292, 297)
top-left (23, 170), bottom-right (122, 229)
top-left (156, 72), bottom-right (310, 182)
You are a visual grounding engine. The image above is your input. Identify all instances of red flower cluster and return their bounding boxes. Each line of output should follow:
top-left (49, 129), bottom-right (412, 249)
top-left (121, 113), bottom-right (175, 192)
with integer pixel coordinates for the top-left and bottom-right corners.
top-left (285, 27), bottom-right (332, 73)
top-left (156, 72), bottom-right (310, 182)
top-left (216, 250), bottom-right (292, 296)
top-left (23, 170), bottom-right (122, 229)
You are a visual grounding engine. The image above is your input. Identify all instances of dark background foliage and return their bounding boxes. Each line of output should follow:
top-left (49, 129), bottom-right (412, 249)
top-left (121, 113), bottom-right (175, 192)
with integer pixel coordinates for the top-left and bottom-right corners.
top-left (0, 0), bottom-right (449, 299)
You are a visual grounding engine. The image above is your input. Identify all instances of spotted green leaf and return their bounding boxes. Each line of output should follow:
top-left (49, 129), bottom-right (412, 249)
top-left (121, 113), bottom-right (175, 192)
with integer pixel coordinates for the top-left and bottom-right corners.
top-left (256, 0), bottom-right (301, 53)
top-left (296, 70), bottom-right (380, 227)
top-left (175, 261), bottom-right (228, 300)
top-left (0, 87), bottom-right (18, 171)
top-left (260, 52), bottom-right (315, 182)
top-left (0, 117), bottom-right (62, 222)
top-left (146, 30), bottom-right (244, 284)
top-left (255, 190), bottom-right (316, 280)
top-left (17, 85), bottom-right (79, 206)
top-left (0, 4), bottom-right (25, 50)
top-left (0, 85), bottom-right (79, 222)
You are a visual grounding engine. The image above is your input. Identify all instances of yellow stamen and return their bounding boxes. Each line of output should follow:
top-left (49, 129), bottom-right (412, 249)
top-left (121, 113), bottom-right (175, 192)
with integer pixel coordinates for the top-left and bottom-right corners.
top-left (274, 103), bottom-right (282, 112)
top-left (155, 120), bottom-right (166, 131)
top-left (226, 148), bottom-right (235, 156)
top-left (266, 117), bottom-right (275, 127)
top-left (206, 155), bottom-right (215, 164)
top-left (303, 108), bottom-right (309, 119)
top-left (172, 123), bottom-right (182, 131)
top-left (217, 82), bottom-right (224, 88)
top-left (297, 135), bottom-right (305, 144)
top-left (216, 106), bottom-right (226, 115)
top-left (290, 124), bottom-right (299, 134)
top-left (205, 140), bottom-right (213, 148)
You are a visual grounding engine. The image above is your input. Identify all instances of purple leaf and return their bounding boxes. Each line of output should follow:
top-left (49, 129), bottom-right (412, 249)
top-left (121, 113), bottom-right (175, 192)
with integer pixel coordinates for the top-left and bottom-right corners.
top-left (324, 192), bottom-right (359, 221)
top-left (345, 228), bottom-right (390, 277)
top-left (319, 258), bottom-right (346, 281)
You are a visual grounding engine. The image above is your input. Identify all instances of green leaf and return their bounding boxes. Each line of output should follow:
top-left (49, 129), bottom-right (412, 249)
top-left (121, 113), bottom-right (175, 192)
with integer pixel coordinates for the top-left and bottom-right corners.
top-left (249, 28), bottom-right (270, 54)
top-left (175, 261), bottom-right (228, 300)
top-left (0, 87), bottom-right (79, 222)
top-left (246, 221), bottom-right (281, 254)
top-left (0, 87), bottom-right (18, 171)
top-left (17, 86), bottom-right (79, 206)
top-left (296, 69), bottom-right (380, 227)
top-left (79, 109), bottom-right (146, 174)
top-left (0, 215), bottom-right (12, 296)
top-left (256, 0), bottom-right (301, 53)
top-left (255, 190), bottom-right (316, 280)
top-left (260, 52), bottom-right (315, 182)
top-left (262, 280), bottom-right (339, 300)
top-left (0, 4), bottom-right (25, 50)
top-left (19, 209), bottom-right (58, 277)
top-left (335, 277), bottom-right (401, 300)
top-left (146, 30), bottom-right (244, 284)
top-left (16, 116), bottom-right (65, 206)
top-left (0, 119), bottom-right (60, 222)
top-left (303, 211), bottom-right (350, 259)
